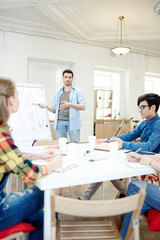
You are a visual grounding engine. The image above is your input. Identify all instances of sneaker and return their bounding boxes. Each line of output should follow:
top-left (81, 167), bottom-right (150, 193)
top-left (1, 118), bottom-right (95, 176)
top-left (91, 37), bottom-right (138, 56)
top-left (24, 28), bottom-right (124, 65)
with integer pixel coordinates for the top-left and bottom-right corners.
top-left (119, 193), bottom-right (125, 198)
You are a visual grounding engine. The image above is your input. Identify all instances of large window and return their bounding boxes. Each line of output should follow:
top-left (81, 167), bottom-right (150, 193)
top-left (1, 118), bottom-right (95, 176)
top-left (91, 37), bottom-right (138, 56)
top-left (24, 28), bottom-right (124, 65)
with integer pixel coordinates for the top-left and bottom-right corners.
top-left (144, 73), bottom-right (160, 115)
top-left (144, 73), bottom-right (160, 94)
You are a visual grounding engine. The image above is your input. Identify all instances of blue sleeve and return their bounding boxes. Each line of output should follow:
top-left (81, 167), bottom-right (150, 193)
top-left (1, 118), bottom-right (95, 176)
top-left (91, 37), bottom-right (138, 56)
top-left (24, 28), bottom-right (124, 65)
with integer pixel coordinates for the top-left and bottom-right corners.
top-left (122, 121), bottom-right (160, 152)
top-left (117, 124), bottom-right (141, 141)
top-left (107, 123), bottom-right (141, 142)
top-left (52, 91), bottom-right (58, 110)
top-left (77, 89), bottom-right (86, 106)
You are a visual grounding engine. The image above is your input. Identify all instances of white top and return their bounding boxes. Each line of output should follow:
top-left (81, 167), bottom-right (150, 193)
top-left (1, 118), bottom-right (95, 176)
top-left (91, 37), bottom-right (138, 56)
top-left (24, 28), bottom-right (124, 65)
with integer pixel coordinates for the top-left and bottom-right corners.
top-left (32, 146), bottom-right (156, 191)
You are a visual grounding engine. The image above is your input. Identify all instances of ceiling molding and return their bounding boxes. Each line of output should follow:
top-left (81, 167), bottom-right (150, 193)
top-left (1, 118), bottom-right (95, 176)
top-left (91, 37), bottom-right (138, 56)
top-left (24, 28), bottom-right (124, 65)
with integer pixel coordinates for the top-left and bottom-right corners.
top-left (34, 3), bottom-right (90, 39)
top-left (0, 16), bottom-right (73, 38)
top-left (0, 0), bottom-right (35, 9)
top-left (88, 30), bottom-right (160, 41)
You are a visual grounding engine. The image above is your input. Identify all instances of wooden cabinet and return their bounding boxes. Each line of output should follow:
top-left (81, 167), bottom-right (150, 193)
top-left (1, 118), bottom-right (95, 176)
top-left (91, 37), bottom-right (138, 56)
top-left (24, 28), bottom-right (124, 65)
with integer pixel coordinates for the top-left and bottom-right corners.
top-left (95, 119), bottom-right (131, 138)
top-left (94, 89), bottom-right (112, 120)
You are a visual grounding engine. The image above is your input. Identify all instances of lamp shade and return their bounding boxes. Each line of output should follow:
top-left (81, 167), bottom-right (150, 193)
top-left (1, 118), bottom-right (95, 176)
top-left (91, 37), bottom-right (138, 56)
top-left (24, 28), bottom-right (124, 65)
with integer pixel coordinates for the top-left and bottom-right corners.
top-left (111, 46), bottom-right (130, 55)
top-left (111, 16), bottom-right (130, 56)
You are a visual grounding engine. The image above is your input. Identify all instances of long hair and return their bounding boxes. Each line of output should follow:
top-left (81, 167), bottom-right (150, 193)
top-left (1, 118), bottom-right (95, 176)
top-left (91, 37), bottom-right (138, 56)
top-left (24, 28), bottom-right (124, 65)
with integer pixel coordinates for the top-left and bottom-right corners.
top-left (0, 78), bottom-right (16, 126)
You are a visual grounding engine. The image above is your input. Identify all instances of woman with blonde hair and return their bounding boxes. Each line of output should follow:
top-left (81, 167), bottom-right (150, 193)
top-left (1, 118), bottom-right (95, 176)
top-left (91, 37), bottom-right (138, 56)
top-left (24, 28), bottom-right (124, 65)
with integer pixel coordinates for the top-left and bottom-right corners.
top-left (0, 78), bottom-right (62, 240)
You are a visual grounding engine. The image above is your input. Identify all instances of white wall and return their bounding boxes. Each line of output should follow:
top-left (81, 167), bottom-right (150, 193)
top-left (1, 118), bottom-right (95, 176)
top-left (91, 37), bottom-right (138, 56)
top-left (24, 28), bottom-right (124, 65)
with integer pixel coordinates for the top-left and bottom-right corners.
top-left (0, 31), bottom-right (160, 141)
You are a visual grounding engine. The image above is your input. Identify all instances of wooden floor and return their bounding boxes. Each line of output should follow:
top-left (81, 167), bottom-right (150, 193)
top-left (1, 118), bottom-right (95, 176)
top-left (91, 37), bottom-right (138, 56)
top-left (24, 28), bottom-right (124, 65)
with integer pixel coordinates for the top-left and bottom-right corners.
top-left (59, 181), bottom-right (160, 240)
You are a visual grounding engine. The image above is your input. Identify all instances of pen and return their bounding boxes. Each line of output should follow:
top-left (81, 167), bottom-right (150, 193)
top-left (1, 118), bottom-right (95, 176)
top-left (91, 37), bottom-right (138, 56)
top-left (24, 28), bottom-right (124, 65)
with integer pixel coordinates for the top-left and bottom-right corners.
top-left (89, 158), bottom-right (108, 162)
top-left (125, 148), bottom-right (142, 154)
top-left (135, 148), bottom-right (142, 153)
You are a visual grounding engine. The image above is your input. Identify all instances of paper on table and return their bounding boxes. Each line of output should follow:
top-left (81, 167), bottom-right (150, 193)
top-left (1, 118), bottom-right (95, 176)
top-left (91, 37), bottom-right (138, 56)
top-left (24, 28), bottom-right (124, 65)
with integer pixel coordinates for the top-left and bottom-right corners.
top-left (121, 159), bottom-right (152, 169)
top-left (84, 151), bottom-right (109, 161)
top-left (94, 143), bottom-right (110, 151)
top-left (32, 158), bottom-right (78, 173)
top-left (55, 162), bottom-right (78, 173)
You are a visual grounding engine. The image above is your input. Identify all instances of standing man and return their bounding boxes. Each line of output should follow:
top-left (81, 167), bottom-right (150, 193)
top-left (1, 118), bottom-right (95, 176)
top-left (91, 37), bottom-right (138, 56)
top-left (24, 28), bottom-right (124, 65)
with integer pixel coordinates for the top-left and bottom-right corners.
top-left (39, 69), bottom-right (86, 143)
top-left (79, 93), bottom-right (160, 200)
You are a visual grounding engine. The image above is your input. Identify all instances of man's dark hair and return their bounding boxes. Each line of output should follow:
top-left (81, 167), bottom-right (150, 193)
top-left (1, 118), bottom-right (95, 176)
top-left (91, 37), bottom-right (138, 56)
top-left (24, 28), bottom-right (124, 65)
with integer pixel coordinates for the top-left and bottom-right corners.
top-left (137, 93), bottom-right (160, 112)
top-left (62, 69), bottom-right (74, 77)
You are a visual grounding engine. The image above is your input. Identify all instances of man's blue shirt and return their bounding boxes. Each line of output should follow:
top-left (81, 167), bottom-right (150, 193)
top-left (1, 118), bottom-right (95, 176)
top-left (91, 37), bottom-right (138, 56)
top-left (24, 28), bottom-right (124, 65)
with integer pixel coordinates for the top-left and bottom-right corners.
top-left (116, 115), bottom-right (160, 153)
top-left (52, 86), bottom-right (86, 131)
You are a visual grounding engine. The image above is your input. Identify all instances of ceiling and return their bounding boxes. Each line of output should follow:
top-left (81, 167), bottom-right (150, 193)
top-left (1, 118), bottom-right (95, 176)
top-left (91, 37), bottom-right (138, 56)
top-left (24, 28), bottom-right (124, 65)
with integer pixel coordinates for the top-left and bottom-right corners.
top-left (0, 0), bottom-right (160, 57)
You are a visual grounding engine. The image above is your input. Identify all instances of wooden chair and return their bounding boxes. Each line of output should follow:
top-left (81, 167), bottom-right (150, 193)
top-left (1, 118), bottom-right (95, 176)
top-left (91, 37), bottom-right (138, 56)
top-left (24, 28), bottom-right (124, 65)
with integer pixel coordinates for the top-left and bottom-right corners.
top-left (51, 189), bottom-right (146, 240)
top-left (1, 232), bottom-right (27, 240)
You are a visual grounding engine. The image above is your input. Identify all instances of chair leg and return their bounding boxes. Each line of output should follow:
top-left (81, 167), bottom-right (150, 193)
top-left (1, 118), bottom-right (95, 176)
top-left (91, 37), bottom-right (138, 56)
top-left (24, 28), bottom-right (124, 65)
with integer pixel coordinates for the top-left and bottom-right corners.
top-left (69, 187), bottom-right (72, 197)
top-left (133, 223), bottom-right (140, 240)
top-left (22, 232), bottom-right (29, 240)
top-left (16, 237), bottom-right (21, 240)
top-left (56, 220), bottom-right (61, 240)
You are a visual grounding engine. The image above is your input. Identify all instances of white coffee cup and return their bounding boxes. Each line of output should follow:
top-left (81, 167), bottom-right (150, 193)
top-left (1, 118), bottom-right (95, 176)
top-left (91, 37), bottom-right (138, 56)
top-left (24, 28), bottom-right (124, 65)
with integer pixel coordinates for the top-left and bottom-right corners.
top-left (88, 136), bottom-right (96, 150)
top-left (59, 137), bottom-right (67, 153)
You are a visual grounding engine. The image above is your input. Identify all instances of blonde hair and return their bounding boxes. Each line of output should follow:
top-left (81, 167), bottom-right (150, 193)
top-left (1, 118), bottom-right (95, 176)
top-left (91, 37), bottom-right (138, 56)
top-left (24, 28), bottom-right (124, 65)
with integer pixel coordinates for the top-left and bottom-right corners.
top-left (0, 78), bottom-right (16, 126)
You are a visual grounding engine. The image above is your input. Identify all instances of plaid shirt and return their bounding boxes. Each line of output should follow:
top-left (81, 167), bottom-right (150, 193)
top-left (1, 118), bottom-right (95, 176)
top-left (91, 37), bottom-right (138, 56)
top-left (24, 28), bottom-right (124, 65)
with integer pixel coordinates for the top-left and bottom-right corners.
top-left (0, 125), bottom-right (47, 183)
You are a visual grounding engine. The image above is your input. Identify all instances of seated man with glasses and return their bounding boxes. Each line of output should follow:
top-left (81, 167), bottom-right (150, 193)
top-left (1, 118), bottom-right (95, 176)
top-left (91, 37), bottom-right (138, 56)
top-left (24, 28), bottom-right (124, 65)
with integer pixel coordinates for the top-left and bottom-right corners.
top-left (79, 93), bottom-right (160, 200)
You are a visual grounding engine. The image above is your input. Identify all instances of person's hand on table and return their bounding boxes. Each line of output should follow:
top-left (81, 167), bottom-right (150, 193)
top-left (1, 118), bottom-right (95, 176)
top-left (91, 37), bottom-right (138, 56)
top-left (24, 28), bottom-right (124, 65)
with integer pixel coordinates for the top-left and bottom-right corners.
top-left (47, 155), bottom-right (63, 173)
top-left (40, 150), bottom-right (56, 160)
top-left (127, 152), bottom-right (153, 166)
top-left (127, 152), bottom-right (141, 162)
top-left (96, 138), bottom-right (107, 143)
top-left (109, 137), bottom-right (123, 148)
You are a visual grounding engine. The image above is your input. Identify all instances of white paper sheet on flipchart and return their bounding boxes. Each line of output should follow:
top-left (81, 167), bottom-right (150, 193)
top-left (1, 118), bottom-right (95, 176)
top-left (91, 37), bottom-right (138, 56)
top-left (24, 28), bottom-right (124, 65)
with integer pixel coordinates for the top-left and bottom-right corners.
top-left (32, 156), bottom-right (78, 173)
top-left (8, 83), bottom-right (52, 147)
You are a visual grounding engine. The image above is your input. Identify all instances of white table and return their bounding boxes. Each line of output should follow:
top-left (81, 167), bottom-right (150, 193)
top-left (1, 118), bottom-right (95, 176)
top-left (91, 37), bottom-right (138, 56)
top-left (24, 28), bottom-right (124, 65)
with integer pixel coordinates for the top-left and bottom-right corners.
top-left (35, 149), bottom-right (156, 240)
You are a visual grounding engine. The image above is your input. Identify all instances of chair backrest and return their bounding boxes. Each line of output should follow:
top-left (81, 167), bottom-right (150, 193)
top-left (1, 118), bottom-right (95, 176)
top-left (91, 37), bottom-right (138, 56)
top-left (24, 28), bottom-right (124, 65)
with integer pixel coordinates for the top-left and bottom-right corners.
top-left (52, 189), bottom-right (146, 240)
top-left (34, 140), bottom-right (59, 146)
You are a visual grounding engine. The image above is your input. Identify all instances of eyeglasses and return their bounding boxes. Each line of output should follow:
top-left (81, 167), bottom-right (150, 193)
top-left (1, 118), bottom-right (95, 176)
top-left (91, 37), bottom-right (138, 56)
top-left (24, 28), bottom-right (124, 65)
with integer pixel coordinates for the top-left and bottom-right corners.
top-left (138, 105), bottom-right (149, 111)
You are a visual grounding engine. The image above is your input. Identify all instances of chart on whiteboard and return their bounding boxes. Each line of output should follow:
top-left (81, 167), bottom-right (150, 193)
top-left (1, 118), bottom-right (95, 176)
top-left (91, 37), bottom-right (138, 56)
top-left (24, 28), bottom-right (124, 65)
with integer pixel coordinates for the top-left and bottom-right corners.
top-left (8, 83), bottom-right (51, 141)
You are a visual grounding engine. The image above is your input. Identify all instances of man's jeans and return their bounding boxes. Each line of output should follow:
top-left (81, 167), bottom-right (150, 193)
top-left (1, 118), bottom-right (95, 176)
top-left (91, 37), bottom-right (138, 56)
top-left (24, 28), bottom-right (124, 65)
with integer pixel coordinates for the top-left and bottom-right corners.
top-left (56, 120), bottom-right (80, 143)
top-left (0, 186), bottom-right (44, 240)
top-left (120, 180), bottom-right (160, 239)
